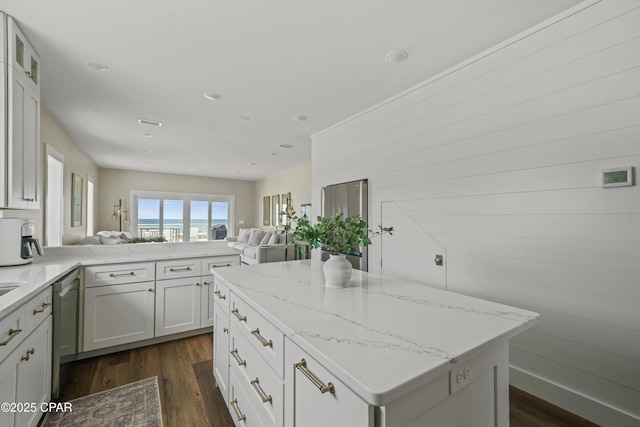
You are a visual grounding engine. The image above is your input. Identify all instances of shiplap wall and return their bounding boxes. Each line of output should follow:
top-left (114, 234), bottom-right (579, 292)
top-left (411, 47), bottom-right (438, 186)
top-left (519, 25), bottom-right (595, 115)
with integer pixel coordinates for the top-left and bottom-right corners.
top-left (311, 0), bottom-right (640, 425)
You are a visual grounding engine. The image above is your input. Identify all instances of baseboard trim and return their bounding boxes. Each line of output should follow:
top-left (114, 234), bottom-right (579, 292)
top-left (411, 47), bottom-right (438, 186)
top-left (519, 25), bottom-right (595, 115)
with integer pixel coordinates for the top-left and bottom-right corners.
top-left (510, 365), bottom-right (640, 427)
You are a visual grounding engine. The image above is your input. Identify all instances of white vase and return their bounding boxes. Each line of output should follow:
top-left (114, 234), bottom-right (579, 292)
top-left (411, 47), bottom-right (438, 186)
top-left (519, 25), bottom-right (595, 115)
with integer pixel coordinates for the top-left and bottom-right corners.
top-left (323, 254), bottom-right (352, 287)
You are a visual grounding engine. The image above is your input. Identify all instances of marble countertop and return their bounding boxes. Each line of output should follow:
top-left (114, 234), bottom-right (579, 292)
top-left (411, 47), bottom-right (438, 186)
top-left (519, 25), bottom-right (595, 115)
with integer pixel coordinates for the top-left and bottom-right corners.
top-left (213, 260), bottom-right (539, 406)
top-left (0, 241), bottom-right (240, 314)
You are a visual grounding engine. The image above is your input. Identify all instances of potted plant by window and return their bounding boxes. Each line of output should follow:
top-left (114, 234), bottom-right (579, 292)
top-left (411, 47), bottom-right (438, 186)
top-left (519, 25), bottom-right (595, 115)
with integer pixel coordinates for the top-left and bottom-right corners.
top-left (282, 210), bottom-right (393, 287)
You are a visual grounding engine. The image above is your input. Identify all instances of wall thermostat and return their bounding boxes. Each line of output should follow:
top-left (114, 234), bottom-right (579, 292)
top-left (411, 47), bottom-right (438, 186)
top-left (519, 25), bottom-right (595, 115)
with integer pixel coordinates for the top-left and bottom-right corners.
top-left (602, 167), bottom-right (633, 188)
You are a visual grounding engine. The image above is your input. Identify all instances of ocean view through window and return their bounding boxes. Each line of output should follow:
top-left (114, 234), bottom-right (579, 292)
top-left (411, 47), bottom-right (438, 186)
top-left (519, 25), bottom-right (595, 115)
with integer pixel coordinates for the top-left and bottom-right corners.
top-left (132, 191), bottom-right (234, 242)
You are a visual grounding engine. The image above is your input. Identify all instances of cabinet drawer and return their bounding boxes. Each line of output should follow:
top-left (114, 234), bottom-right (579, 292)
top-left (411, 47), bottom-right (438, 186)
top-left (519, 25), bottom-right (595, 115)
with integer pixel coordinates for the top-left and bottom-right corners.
top-left (156, 259), bottom-right (201, 280)
top-left (229, 323), bottom-right (283, 427)
top-left (202, 255), bottom-right (240, 273)
top-left (213, 279), bottom-right (231, 315)
top-left (229, 367), bottom-right (267, 427)
top-left (24, 287), bottom-right (52, 332)
top-left (0, 306), bottom-right (26, 364)
top-left (230, 294), bottom-right (284, 378)
top-left (85, 262), bottom-right (155, 287)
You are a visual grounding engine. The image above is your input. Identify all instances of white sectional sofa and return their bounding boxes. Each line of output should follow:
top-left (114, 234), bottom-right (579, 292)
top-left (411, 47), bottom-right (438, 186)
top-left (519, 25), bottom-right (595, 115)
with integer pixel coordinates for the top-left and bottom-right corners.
top-left (226, 228), bottom-right (296, 264)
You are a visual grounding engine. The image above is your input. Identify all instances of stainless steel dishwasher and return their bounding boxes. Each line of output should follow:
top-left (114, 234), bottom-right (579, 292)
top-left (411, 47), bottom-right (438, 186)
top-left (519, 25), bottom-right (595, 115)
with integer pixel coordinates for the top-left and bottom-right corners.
top-left (52, 269), bottom-right (80, 399)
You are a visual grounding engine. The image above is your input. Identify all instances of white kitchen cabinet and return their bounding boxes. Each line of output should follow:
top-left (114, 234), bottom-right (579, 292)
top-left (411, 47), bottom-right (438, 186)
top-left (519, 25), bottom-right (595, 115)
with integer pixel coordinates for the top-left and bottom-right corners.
top-left (0, 13), bottom-right (41, 209)
top-left (155, 277), bottom-right (201, 337)
top-left (0, 286), bottom-right (52, 427)
top-left (284, 338), bottom-right (371, 427)
top-left (202, 255), bottom-right (239, 328)
top-left (83, 281), bottom-right (155, 351)
top-left (7, 17), bottom-right (40, 91)
top-left (213, 307), bottom-right (230, 405)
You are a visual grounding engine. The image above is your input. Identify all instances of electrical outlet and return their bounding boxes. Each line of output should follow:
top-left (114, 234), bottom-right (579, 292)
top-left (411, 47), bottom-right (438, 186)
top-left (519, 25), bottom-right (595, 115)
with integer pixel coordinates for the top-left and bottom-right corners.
top-left (456, 370), bottom-right (464, 384)
top-left (434, 254), bottom-right (444, 266)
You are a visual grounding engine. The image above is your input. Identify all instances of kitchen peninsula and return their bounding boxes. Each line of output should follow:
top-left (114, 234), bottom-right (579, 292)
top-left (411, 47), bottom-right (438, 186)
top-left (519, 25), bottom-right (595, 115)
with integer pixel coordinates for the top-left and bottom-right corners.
top-left (212, 260), bottom-right (539, 427)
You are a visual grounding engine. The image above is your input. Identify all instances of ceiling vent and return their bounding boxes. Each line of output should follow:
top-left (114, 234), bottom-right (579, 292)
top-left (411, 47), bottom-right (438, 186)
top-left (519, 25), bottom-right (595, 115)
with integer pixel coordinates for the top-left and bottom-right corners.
top-left (138, 118), bottom-right (162, 127)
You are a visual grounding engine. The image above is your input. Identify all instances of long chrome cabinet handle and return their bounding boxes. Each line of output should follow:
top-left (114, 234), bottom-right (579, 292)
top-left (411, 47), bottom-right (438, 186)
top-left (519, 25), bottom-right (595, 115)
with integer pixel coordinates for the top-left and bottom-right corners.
top-left (169, 267), bottom-right (192, 272)
top-left (211, 263), bottom-right (232, 268)
top-left (229, 399), bottom-right (246, 422)
top-left (295, 359), bottom-right (335, 394)
top-left (0, 328), bottom-right (22, 346)
top-left (250, 378), bottom-right (272, 403)
top-left (33, 302), bottom-right (52, 315)
top-left (230, 349), bottom-right (246, 366)
top-left (109, 272), bottom-right (135, 278)
top-left (251, 328), bottom-right (272, 347)
top-left (214, 290), bottom-right (226, 300)
top-left (231, 308), bottom-right (247, 322)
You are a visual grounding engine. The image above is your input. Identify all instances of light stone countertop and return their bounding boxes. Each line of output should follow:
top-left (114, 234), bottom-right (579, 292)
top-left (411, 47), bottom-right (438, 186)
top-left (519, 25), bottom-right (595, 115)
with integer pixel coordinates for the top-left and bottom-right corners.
top-left (212, 259), bottom-right (540, 406)
top-left (0, 241), bottom-right (240, 314)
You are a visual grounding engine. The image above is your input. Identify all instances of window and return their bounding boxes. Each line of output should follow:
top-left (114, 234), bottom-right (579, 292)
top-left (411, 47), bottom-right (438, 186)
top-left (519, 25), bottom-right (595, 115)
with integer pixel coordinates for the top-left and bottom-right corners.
top-left (45, 145), bottom-right (64, 246)
top-left (131, 191), bottom-right (234, 242)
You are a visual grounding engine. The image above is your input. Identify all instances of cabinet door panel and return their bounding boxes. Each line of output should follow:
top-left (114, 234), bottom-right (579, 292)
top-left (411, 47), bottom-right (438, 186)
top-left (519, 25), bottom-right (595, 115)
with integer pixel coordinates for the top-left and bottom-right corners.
top-left (201, 274), bottom-right (214, 327)
top-left (16, 315), bottom-right (51, 427)
top-left (83, 282), bottom-right (155, 351)
top-left (214, 309), bottom-right (230, 405)
top-left (285, 338), bottom-right (372, 427)
top-left (0, 352), bottom-right (18, 427)
top-left (155, 278), bottom-right (201, 336)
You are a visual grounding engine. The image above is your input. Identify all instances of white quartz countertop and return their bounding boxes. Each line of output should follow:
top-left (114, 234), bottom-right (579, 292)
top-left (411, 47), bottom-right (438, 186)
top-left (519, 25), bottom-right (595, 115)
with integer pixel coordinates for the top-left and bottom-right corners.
top-left (0, 241), bottom-right (240, 314)
top-left (212, 260), bottom-right (539, 406)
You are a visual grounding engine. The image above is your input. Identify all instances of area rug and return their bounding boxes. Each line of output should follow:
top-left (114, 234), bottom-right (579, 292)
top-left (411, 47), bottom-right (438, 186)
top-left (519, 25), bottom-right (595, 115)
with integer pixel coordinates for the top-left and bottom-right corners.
top-left (41, 376), bottom-right (163, 427)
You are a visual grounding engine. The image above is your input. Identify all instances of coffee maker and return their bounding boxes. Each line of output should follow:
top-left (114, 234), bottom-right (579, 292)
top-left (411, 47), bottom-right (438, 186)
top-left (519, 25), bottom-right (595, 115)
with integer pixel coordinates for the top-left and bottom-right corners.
top-left (0, 218), bottom-right (43, 266)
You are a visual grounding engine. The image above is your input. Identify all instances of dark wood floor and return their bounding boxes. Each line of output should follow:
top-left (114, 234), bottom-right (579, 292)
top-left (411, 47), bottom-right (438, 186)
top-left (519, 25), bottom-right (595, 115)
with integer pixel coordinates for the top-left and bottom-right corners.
top-left (56, 334), bottom-right (599, 427)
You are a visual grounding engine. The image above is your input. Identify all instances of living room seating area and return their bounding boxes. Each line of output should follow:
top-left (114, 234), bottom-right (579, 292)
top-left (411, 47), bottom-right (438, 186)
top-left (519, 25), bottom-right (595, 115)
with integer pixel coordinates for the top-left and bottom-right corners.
top-left (226, 228), bottom-right (297, 265)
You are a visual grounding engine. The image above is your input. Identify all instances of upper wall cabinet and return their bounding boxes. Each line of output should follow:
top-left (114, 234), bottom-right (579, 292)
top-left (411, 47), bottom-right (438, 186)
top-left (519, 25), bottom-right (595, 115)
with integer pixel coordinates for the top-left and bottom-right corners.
top-left (1, 13), bottom-right (41, 209)
top-left (7, 17), bottom-right (40, 91)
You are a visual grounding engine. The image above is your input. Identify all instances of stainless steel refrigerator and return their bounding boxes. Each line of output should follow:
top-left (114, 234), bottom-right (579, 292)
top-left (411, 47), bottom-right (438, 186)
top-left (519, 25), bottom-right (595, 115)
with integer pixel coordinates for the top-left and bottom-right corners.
top-left (321, 179), bottom-right (368, 271)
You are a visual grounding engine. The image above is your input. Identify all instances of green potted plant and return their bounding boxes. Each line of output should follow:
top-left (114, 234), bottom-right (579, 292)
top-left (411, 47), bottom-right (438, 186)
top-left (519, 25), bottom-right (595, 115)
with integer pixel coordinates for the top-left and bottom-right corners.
top-left (282, 210), bottom-right (393, 287)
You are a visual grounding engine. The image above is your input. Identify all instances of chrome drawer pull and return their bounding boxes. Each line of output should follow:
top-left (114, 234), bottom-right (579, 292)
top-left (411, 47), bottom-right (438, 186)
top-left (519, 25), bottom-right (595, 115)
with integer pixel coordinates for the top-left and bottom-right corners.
top-left (250, 378), bottom-right (272, 403)
top-left (0, 328), bottom-right (22, 346)
top-left (230, 349), bottom-right (246, 366)
top-left (229, 399), bottom-right (246, 422)
top-left (109, 272), bottom-right (135, 278)
top-left (251, 329), bottom-right (273, 347)
top-left (169, 266), bottom-right (192, 272)
top-left (232, 308), bottom-right (247, 322)
top-left (295, 359), bottom-right (335, 394)
top-left (211, 263), bottom-right (232, 268)
top-left (33, 302), bottom-right (51, 315)
top-left (214, 290), bottom-right (226, 300)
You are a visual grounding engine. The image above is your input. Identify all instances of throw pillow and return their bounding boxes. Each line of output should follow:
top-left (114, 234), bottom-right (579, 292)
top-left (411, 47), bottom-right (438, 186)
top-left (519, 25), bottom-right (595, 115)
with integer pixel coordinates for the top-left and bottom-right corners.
top-left (268, 232), bottom-right (278, 245)
top-left (248, 229), bottom-right (267, 246)
top-left (237, 228), bottom-right (251, 243)
top-left (260, 232), bottom-right (273, 245)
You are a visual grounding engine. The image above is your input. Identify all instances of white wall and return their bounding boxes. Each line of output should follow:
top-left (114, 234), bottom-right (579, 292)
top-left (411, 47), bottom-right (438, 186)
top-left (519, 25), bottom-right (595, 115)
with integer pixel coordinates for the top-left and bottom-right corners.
top-left (312, 1), bottom-right (640, 425)
top-left (1, 108), bottom-right (100, 245)
top-left (254, 162), bottom-right (311, 231)
top-left (98, 168), bottom-right (255, 235)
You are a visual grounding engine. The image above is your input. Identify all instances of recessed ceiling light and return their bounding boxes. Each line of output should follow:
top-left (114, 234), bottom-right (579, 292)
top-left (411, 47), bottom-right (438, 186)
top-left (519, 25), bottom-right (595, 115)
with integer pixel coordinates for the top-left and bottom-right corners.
top-left (143, 150), bottom-right (152, 154)
top-left (239, 115), bottom-right (251, 120)
top-left (143, 133), bottom-right (153, 138)
top-left (269, 152), bottom-right (278, 156)
top-left (138, 118), bottom-right (162, 127)
top-left (384, 49), bottom-right (409, 64)
top-left (278, 143), bottom-right (294, 149)
top-left (204, 92), bottom-right (222, 101)
top-left (293, 115), bottom-right (308, 121)
top-left (85, 60), bottom-right (110, 72)
top-left (249, 162), bottom-right (256, 166)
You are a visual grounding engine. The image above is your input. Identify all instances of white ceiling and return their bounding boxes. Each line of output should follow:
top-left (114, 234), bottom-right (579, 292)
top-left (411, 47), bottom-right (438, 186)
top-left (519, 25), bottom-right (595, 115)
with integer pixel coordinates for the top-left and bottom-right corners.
top-left (1, 0), bottom-right (583, 181)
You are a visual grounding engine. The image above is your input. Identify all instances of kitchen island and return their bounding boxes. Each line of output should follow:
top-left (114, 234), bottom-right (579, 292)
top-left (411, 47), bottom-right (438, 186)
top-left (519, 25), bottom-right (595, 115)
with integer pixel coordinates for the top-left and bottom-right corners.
top-left (212, 260), bottom-right (539, 427)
